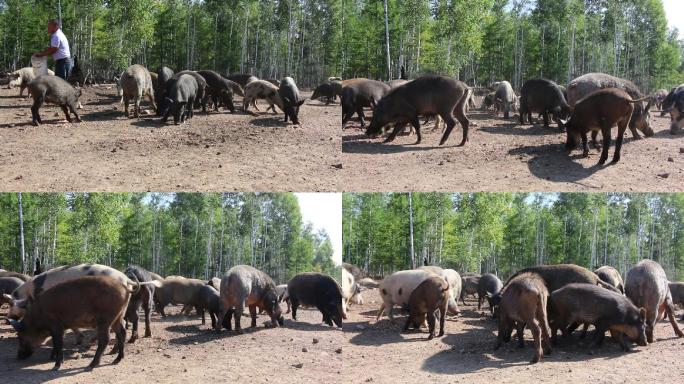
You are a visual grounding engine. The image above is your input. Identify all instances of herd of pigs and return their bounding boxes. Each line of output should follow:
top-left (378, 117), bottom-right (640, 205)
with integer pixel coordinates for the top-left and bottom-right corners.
top-left (341, 259), bottom-right (684, 364)
top-left (3, 64), bottom-right (313, 126)
top-left (338, 72), bottom-right (684, 165)
top-left (0, 264), bottom-right (345, 371)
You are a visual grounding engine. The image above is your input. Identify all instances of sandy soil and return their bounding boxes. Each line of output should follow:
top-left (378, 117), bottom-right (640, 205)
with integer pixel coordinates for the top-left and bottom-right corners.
top-left (342, 109), bottom-right (684, 192)
top-left (340, 287), bottom-right (684, 383)
top-left (0, 304), bottom-right (345, 384)
top-left (0, 86), bottom-right (341, 192)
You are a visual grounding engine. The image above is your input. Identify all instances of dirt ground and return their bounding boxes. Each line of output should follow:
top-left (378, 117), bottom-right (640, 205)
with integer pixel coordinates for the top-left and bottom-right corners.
top-left (0, 86), bottom-right (341, 192)
top-left (340, 287), bottom-right (684, 383)
top-left (0, 304), bottom-right (345, 384)
top-left (342, 108), bottom-right (684, 192)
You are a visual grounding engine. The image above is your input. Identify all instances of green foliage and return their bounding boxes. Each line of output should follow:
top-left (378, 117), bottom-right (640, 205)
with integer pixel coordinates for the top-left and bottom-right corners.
top-left (344, 193), bottom-right (684, 281)
top-left (0, 193), bottom-right (335, 284)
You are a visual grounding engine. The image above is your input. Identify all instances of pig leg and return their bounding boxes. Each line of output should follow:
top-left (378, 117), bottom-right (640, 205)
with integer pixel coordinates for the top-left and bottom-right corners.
top-left (134, 95), bottom-right (142, 118)
top-left (591, 131), bottom-right (601, 150)
top-left (542, 111), bottom-right (550, 128)
top-left (452, 108), bottom-right (470, 147)
top-left (438, 114), bottom-right (458, 146)
top-left (200, 308), bottom-right (206, 325)
top-left (384, 122), bottom-right (406, 143)
top-left (581, 131), bottom-right (590, 158)
top-left (579, 323), bottom-right (589, 339)
top-left (438, 303), bottom-right (446, 337)
top-left (89, 323), bottom-right (110, 370)
top-left (537, 300), bottom-right (552, 355)
top-left (124, 97), bottom-right (130, 118)
top-left (112, 321), bottom-right (126, 365)
top-left (515, 323), bottom-right (525, 348)
top-left (357, 107), bottom-right (366, 127)
top-left (477, 294), bottom-right (483, 310)
top-left (68, 104), bottom-right (82, 123)
top-left (291, 299), bottom-right (299, 321)
top-left (665, 300), bottom-right (684, 338)
top-left (402, 314), bottom-right (413, 332)
top-left (598, 126), bottom-right (612, 165)
top-left (646, 309), bottom-right (657, 343)
top-left (127, 305), bottom-right (140, 343)
top-left (611, 120), bottom-right (628, 164)
top-left (426, 311), bottom-right (436, 340)
top-left (147, 92), bottom-right (157, 114)
top-left (31, 96), bottom-right (44, 126)
top-left (232, 305), bottom-right (244, 333)
top-left (375, 303), bottom-right (385, 322)
top-left (142, 295), bottom-right (152, 338)
top-left (50, 327), bottom-right (65, 371)
top-left (60, 105), bottom-right (72, 123)
top-left (210, 310), bottom-right (217, 329)
top-left (410, 117), bottom-right (422, 144)
top-left (529, 319), bottom-right (542, 364)
top-left (249, 304), bottom-right (258, 327)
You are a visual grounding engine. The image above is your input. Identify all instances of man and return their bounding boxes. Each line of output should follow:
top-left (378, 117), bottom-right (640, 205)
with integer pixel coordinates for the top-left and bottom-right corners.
top-left (34, 19), bottom-right (71, 80)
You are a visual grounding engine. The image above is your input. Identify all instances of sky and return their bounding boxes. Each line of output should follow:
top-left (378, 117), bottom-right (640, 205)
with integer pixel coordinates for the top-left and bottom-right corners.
top-left (662, 0), bottom-right (684, 37)
top-left (294, 193), bottom-right (342, 265)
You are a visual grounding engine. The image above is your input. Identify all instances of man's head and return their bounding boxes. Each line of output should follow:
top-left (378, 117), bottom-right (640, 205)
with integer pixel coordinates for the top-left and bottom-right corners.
top-left (47, 19), bottom-right (60, 34)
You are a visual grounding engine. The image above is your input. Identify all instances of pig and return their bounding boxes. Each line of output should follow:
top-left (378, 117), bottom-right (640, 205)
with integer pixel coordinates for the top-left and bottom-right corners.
top-left (279, 77), bottom-right (306, 124)
top-left (197, 70), bottom-right (237, 113)
top-left (663, 85), bottom-right (684, 134)
top-left (342, 268), bottom-right (363, 307)
top-left (26, 75), bottom-right (82, 126)
top-left (625, 259), bottom-right (683, 343)
top-left (668, 282), bottom-right (684, 320)
top-left (481, 92), bottom-right (496, 111)
top-left (154, 66), bottom-right (174, 112)
top-left (651, 89), bottom-right (669, 111)
top-left (477, 273), bottom-right (503, 313)
top-left (417, 265), bottom-right (459, 314)
top-left (9, 276), bottom-right (133, 371)
top-left (341, 78), bottom-right (391, 128)
top-left (161, 74), bottom-right (198, 125)
top-left (8, 67), bottom-right (55, 96)
top-left (519, 79), bottom-right (572, 128)
top-left (153, 278), bottom-right (208, 317)
top-left (494, 272), bottom-right (551, 364)
top-left (0, 277), bottom-right (24, 301)
top-left (503, 264), bottom-right (619, 294)
top-left (123, 266), bottom-right (156, 343)
top-left (376, 269), bottom-right (436, 322)
top-left (311, 81), bottom-right (338, 104)
top-left (4, 263), bottom-right (156, 321)
top-left (549, 283), bottom-right (648, 351)
top-left (0, 271), bottom-right (31, 282)
top-left (565, 88), bottom-right (651, 165)
top-left (275, 284), bottom-right (291, 313)
top-left (287, 272), bottom-right (344, 328)
top-left (461, 273), bottom-right (480, 304)
top-left (365, 76), bottom-right (471, 146)
top-left (495, 80), bottom-right (517, 119)
top-left (567, 73), bottom-right (654, 139)
top-left (595, 266), bottom-right (624, 294)
top-left (196, 284), bottom-right (221, 328)
top-left (403, 276), bottom-right (449, 340)
top-left (227, 74), bottom-right (259, 87)
top-left (243, 80), bottom-right (284, 114)
top-left (216, 265), bottom-right (283, 334)
top-left (171, 71), bottom-right (207, 113)
top-left (118, 64), bottom-right (157, 118)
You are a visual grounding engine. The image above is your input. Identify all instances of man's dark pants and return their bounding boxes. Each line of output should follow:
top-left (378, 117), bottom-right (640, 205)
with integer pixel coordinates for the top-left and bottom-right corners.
top-left (55, 58), bottom-right (72, 80)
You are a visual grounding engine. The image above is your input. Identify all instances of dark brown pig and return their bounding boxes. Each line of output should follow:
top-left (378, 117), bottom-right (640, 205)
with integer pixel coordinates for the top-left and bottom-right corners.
top-left (171, 70), bottom-right (207, 113)
top-left (288, 272), bottom-right (344, 328)
top-left (403, 275), bottom-right (449, 340)
top-left (26, 75), bottom-right (82, 126)
top-left (549, 283), bottom-right (647, 351)
top-left (341, 78), bottom-right (391, 128)
top-left (9, 276), bottom-right (132, 371)
top-left (216, 265), bottom-right (283, 334)
top-left (494, 272), bottom-right (551, 364)
top-left (311, 81), bottom-right (338, 104)
top-left (365, 75), bottom-right (471, 146)
top-left (519, 79), bottom-right (571, 128)
top-left (477, 273), bottom-right (503, 313)
top-left (154, 278), bottom-right (208, 317)
top-left (197, 70), bottom-right (237, 113)
top-left (625, 259), bottom-right (683, 343)
top-left (564, 88), bottom-right (651, 165)
top-left (460, 273), bottom-right (480, 304)
top-left (123, 266), bottom-right (156, 343)
top-left (668, 282), bottom-right (684, 321)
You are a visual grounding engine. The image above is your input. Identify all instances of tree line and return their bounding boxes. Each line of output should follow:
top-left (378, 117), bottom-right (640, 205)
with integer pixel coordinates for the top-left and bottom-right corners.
top-left (343, 193), bottom-right (684, 281)
top-left (0, 0), bottom-right (343, 87)
top-left (344, 0), bottom-right (684, 91)
top-left (0, 192), bottom-right (337, 284)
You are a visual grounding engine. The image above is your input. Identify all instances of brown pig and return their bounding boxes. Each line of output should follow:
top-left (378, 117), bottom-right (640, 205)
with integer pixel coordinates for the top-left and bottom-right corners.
top-left (403, 275), bottom-right (449, 340)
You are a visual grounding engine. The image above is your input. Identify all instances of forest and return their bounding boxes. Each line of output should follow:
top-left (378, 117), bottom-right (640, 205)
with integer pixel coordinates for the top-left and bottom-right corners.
top-left (0, 0), bottom-right (343, 87)
top-left (345, 0), bottom-right (684, 91)
top-left (0, 192), bottom-right (337, 283)
top-left (343, 193), bottom-right (684, 280)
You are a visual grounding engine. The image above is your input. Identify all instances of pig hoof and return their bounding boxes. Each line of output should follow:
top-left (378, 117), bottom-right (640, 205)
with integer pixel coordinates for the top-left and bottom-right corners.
top-left (52, 365), bottom-right (61, 371)
top-left (529, 358), bottom-right (540, 364)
